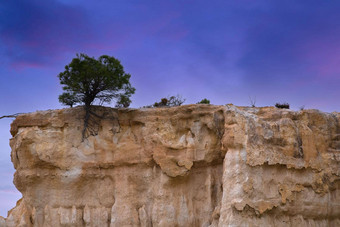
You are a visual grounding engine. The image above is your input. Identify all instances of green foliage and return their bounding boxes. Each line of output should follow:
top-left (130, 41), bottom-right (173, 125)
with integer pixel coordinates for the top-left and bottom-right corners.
top-left (161, 98), bottom-right (168, 106)
top-left (275, 102), bottom-right (290, 109)
top-left (115, 95), bottom-right (132, 108)
top-left (58, 92), bottom-right (79, 107)
top-left (58, 53), bottom-right (135, 108)
top-left (197, 98), bottom-right (210, 104)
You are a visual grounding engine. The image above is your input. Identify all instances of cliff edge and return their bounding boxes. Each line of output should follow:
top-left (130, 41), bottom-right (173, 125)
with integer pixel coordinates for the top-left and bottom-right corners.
top-left (1, 104), bottom-right (339, 226)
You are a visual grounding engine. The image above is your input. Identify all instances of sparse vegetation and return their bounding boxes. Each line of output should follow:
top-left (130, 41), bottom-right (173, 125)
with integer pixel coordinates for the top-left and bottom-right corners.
top-left (167, 95), bottom-right (185, 106)
top-left (154, 98), bottom-right (169, 107)
top-left (197, 98), bottom-right (210, 104)
top-left (149, 95), bottom-right (185, 108)
top-left (249, 96), bottom-right (256, 107)
top-left (275, 102), bottom-right (290, 109)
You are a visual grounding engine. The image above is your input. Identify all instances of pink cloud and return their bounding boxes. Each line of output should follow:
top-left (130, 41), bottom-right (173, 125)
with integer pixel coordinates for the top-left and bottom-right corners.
top-left (10, 61), bottom-right (46, 71)
top-left (299, 35), bottom-right (340, 78)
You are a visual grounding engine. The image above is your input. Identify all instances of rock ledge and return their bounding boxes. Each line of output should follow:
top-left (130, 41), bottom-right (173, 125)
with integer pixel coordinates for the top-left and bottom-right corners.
top-left (1, 105), bottom-right (339, 226)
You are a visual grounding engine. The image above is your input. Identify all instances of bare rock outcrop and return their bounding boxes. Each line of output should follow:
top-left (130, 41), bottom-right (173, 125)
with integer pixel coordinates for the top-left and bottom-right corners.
top-left (1, 104), bottom-right (339, 226)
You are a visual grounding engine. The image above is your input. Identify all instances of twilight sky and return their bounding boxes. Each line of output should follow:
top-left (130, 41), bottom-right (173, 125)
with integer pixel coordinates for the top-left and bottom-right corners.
top-left (0, 0), bottom-right (340, 216)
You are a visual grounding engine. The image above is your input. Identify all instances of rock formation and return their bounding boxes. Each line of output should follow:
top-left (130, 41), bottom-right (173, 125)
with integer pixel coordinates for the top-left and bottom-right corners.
top-left (1, 104), bottom-right (339, 226)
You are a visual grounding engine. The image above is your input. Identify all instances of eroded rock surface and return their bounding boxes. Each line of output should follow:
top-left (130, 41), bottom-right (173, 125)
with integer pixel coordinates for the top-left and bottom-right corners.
top-left (1, 105), bottom-right (339, 226)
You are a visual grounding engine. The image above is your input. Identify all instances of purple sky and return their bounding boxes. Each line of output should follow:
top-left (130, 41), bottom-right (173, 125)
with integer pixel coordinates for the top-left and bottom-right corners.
top-left (0, 0), bottom-right (340, 216)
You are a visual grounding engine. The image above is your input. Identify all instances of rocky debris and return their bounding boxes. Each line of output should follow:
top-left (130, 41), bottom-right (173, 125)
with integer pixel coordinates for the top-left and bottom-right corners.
top-left (1, 104), bottom-right (339, 226)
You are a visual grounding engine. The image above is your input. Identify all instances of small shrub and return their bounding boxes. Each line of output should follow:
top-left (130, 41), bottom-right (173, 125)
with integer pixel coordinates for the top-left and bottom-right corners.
top-left (167, 95), bottom-right (185, 106)
top-left (197, 98), bottom-right (210, 104)
top-left (249, 96), bottom-right (256, 107)
top-left (153, 99), bottom-right (167, 107)
top-left (275, 102), bottom-right (290, 109)
top-left (161, 98), bottom-right (168, 106)
top-left (152, 95), bottom-right (185, 107)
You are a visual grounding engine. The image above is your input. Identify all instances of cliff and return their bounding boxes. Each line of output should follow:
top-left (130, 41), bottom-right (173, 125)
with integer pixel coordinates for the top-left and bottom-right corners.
top-left (1, 104), bottom-right (339, 227)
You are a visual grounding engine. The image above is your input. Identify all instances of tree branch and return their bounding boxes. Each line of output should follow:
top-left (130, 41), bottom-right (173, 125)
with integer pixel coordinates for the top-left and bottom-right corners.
top-left (0, 113), bottom-right (23, 119)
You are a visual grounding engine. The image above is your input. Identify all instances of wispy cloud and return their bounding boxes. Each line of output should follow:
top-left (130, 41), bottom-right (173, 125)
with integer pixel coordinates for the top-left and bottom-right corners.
top-left (0, 0), bottom-right (90, 68)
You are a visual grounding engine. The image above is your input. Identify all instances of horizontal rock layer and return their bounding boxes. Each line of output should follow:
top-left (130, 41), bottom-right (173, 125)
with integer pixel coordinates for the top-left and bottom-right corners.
top-left (1, 104), bottom-right (339, 226)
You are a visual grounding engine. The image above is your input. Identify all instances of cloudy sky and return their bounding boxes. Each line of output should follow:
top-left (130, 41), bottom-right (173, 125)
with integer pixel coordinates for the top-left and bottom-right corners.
top-left (0, 0), bottom-right (340, 216)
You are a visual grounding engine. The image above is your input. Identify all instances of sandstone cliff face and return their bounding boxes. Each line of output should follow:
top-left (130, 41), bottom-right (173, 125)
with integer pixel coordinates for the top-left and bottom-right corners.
top-left (1, 105), bottom-right (339, 226)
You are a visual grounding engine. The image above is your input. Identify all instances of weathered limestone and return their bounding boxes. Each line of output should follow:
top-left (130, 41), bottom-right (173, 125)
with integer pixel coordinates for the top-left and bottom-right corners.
top-left (1, 104), bottom-right (339, 226)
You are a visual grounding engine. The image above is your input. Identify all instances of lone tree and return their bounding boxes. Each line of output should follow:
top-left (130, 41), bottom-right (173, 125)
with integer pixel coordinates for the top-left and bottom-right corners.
top-left (58, 53), bottom-right (135, 138)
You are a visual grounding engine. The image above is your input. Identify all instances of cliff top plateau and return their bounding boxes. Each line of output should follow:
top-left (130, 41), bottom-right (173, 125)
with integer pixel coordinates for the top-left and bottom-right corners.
top-left (1, 104), bottom-right (339, 226)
